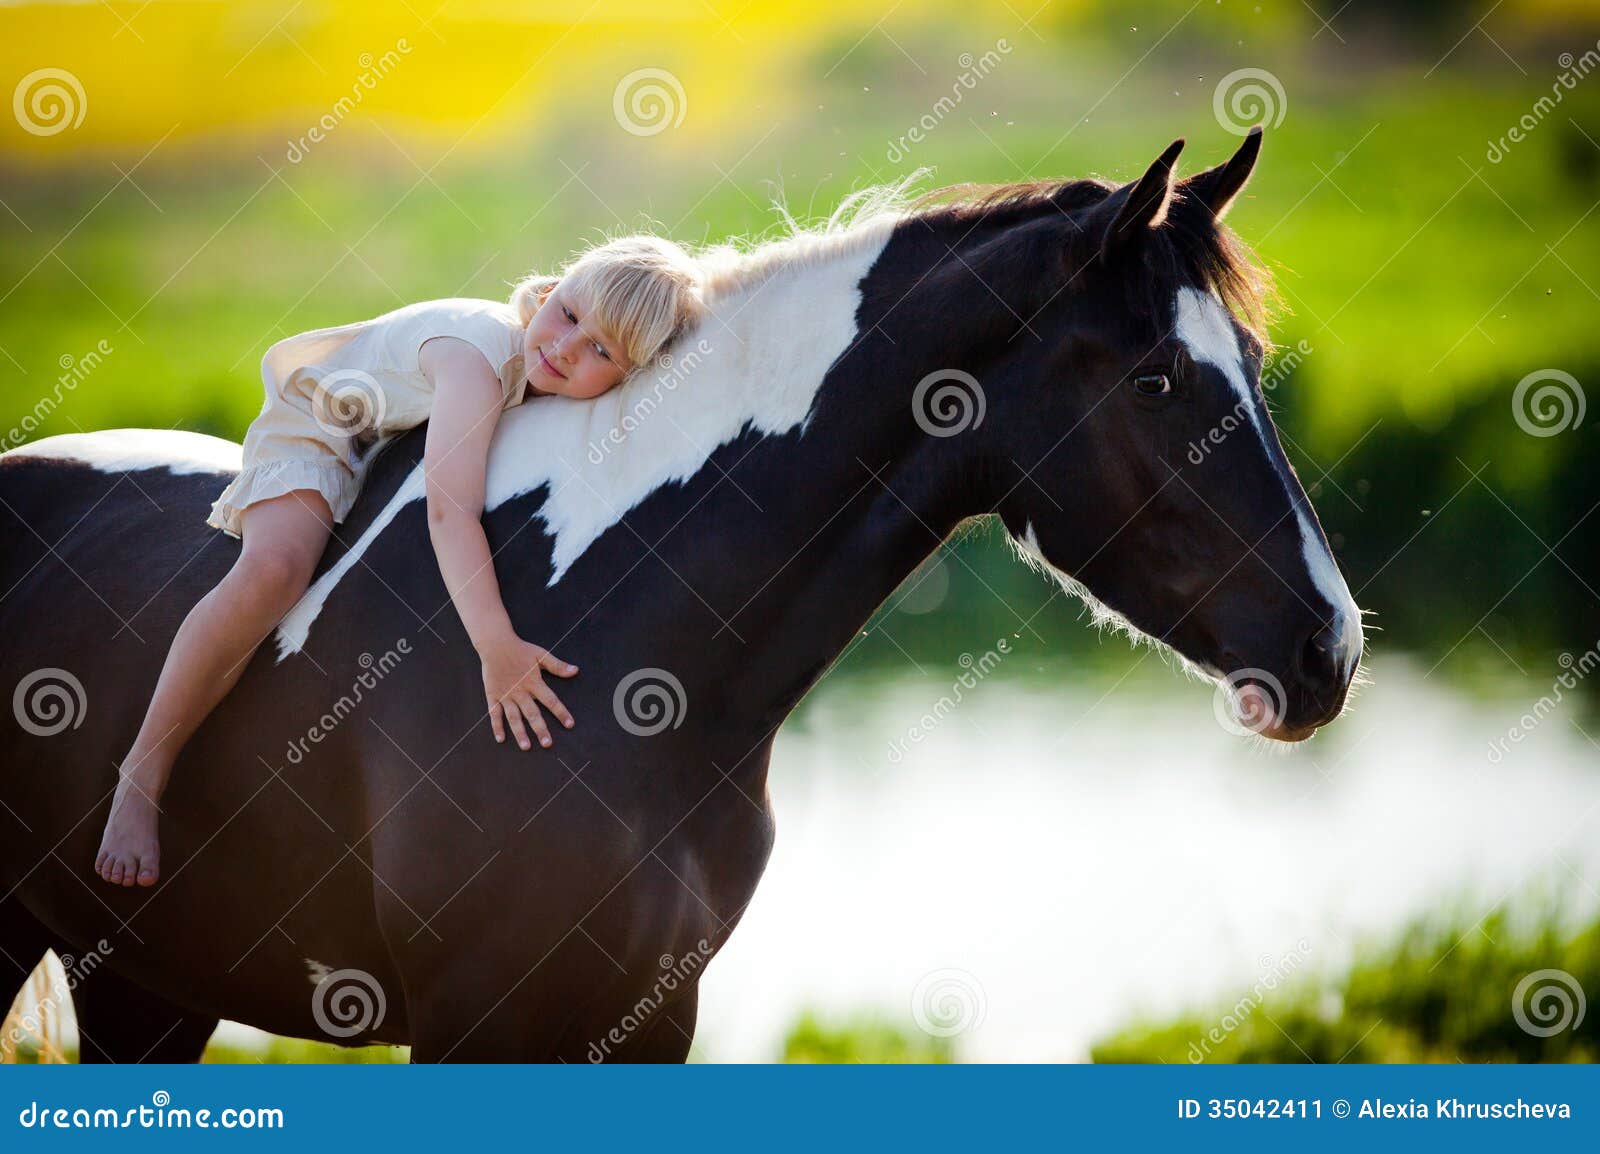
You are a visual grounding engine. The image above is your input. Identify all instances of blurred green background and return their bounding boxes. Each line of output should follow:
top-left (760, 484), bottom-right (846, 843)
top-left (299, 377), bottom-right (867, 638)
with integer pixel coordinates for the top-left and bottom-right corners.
top-left (2, 0), bottom-right (1598, 1063)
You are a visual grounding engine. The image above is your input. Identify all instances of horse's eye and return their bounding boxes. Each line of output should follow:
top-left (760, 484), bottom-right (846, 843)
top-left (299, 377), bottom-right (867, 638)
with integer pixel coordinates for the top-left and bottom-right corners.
top-left (1133, 373), bottom-right (1172, 397)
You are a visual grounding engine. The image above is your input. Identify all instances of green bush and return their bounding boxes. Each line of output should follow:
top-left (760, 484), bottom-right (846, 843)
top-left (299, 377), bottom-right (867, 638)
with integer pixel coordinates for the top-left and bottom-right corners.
top-left (1093, 908), bottom-right (1599, 1063)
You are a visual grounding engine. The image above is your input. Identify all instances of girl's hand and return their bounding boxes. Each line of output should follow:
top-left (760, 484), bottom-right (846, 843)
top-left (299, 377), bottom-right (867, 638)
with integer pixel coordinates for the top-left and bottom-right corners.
top-left (480, 636), bottom-right (578, 750)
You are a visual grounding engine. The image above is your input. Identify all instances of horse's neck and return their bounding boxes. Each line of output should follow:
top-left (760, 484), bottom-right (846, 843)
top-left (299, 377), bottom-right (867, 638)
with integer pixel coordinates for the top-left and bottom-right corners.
top-left (516, 223), bottom-right (979, 717)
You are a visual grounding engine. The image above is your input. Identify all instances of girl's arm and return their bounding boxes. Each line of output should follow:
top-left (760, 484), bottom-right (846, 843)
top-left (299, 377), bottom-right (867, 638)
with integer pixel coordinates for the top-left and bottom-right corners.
top-left (421, 337), bottom-right (578, 751)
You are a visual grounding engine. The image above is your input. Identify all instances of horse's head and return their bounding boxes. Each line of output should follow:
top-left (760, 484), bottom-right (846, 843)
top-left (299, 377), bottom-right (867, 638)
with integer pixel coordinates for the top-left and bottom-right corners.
top-left (954, 130), bottom-right (1360, 740)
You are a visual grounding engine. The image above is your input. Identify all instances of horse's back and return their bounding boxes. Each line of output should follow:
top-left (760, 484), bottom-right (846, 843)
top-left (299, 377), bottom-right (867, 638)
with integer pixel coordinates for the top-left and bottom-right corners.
top-left (0, 433), bottom-right (403, 1033)
top-left (0, 429), bottom-right (242, 633)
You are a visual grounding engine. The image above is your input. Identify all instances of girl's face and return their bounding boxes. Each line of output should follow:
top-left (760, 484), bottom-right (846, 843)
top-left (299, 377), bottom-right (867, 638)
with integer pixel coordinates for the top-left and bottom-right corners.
top-left (521, 284), bottom-right (632, 400)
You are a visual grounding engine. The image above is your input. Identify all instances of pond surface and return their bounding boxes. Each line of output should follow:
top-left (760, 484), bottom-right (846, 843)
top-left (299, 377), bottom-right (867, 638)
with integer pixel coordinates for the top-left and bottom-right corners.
top-left (694, 654), bottom-right (1600, 1060)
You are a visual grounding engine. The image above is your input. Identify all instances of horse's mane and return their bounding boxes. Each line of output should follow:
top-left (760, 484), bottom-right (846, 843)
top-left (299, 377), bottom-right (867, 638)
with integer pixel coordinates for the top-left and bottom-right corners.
top-left (683, 166), bottom-right (1276, 342)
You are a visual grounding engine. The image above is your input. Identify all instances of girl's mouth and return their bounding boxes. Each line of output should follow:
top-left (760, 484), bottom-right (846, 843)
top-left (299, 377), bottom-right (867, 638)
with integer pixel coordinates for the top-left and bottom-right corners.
top-left (538, 348), bottom-right (566, 380)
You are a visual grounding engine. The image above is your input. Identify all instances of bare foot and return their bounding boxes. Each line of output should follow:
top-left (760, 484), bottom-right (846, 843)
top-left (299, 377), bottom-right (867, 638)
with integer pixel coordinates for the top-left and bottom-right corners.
top-left (95, 774), bottom-right (162, 887)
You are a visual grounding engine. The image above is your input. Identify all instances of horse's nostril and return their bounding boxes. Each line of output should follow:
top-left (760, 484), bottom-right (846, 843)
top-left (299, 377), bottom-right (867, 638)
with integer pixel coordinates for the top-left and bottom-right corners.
top-left (1300, 622), bottom-right (1342, 681)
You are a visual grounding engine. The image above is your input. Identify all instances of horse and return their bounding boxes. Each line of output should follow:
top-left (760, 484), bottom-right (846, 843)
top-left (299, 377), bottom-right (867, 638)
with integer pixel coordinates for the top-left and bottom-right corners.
top-left (0, 128), bottom-right (1361, 1062)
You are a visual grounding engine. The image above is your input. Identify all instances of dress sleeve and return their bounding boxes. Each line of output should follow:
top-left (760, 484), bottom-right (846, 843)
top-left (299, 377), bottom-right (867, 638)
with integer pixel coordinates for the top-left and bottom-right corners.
top-left (412, 302), bottom-right (526, 409)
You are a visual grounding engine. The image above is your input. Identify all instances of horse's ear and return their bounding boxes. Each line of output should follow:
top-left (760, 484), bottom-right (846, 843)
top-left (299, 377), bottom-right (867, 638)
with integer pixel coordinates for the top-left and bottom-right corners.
top-left (1100, 138), bottom-right (1184, 262)
top-left (1182, 125), bottom-right (1262, 220)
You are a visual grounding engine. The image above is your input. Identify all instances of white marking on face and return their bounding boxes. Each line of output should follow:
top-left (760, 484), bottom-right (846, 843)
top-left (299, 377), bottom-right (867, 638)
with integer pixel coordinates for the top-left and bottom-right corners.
top-left (273, 221), bottom-right (899, 657)
top-left (304, 958), bottom-right (333, 986)
top-left (1174, 286), bottom-right (1262, 437)
top-left (1173, 286), bottom-right (1362, 672)
top-left (2, 428), bottom-right (242, 475)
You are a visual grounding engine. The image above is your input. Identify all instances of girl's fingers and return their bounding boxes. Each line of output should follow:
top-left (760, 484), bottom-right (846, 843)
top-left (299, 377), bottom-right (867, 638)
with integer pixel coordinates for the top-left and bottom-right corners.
top-left (517, 692), bottom-right (552, 748)
top-left (540, 650), bottom-right (579, 678)
top-left (488, 700), bottom-right (506, 743)
top-left (533, 680), bottom-right (575, 729)
top-left (503, 700), bottom-right (533, 751)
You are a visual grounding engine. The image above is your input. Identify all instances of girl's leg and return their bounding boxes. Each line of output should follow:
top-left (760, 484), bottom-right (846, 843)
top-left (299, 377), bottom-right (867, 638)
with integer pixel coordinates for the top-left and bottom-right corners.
top-left (95, 490), bottom-right (335, 887)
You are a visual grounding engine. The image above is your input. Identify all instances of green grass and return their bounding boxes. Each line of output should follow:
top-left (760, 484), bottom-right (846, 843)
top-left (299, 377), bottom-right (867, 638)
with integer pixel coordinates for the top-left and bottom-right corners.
top-left (1093, 904), bottom-right (1600, 1064)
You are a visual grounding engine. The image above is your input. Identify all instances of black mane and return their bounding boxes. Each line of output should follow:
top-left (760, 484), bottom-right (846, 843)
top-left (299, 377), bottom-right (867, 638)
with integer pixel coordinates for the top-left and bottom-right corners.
top-left (902, 174), bottom-right (1277, 341)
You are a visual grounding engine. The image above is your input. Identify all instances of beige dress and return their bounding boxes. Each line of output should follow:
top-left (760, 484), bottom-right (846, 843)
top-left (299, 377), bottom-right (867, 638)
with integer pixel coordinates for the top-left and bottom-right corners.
top-left (207, 297), bottom-right (530, 538)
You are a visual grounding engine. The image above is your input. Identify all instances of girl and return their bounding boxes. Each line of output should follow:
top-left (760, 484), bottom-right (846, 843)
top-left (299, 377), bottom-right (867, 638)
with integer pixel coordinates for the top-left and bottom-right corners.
top-left (95, 235), bottom-right (706, 887)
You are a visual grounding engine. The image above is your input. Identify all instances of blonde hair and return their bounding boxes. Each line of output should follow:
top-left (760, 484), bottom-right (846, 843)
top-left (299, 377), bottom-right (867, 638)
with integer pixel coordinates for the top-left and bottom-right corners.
top-left (508, 235), bottom-right (705, 377)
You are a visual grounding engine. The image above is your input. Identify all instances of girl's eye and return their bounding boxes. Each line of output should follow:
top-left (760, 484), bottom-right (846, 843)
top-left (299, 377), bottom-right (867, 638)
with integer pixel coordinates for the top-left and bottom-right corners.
top-left (561, 303), bottom-right (609, 359)
top-left (1133, 373), bottom-right (1172, 397)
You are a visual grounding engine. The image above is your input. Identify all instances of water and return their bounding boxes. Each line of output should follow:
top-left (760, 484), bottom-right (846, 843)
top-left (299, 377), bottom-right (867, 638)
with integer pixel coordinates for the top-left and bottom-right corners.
top-left (13, 656), bottom-right (1599, 1061)
top-left (694, 654), bottom-right (1600, 1061)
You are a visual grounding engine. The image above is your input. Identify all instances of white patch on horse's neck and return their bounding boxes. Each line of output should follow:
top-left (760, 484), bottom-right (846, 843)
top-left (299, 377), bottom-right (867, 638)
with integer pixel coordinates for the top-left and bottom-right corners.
top-left (2, 429), bottom-right (242, 475)
top-left (1172, 287), bottom-right (1361, 666)
top-left (274, 220), bottom-right (900, 658)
